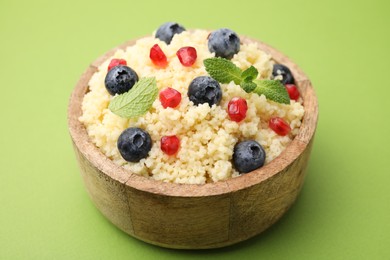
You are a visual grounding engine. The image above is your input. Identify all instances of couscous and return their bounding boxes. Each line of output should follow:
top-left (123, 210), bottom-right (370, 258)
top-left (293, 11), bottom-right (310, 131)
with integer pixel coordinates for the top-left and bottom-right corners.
top-left (79, 23), bottom-right (304, 184)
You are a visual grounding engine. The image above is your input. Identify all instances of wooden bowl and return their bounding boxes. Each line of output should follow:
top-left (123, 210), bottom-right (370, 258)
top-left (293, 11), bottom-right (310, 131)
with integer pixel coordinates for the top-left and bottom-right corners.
top-left (68, 36), bottom-right (318, 249)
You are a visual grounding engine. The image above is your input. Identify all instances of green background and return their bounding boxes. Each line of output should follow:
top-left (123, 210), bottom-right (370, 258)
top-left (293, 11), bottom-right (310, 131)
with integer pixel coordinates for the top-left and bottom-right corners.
top-left (1, 0), bottom-right (389, 259)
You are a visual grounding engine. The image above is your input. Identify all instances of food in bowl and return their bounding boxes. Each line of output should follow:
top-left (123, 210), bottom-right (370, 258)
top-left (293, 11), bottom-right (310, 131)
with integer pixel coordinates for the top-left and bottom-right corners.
top-left (69, 22), bottom-right (318, 249)
top-left (78, 22), bottom-right (304, 184)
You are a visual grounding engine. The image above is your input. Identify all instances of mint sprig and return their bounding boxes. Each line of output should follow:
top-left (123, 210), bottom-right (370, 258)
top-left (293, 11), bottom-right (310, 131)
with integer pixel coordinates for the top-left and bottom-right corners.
top-left (241, 66), bottom-right (258, 82)
top-left (203, 57), bottom-right (242, 84)
top-left (109, 77), bottom-right (158, 118)
top-left (253, 80), bottom-right (290, 104)
top-left (240, 81), bottom-right (257, 93)
top-left (204, 58), bottom-right (290, 104)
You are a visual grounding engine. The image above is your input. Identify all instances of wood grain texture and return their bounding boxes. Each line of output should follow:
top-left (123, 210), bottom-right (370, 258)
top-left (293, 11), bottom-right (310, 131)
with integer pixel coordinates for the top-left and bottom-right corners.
top-left (68, 35), bottom-right (318, 249)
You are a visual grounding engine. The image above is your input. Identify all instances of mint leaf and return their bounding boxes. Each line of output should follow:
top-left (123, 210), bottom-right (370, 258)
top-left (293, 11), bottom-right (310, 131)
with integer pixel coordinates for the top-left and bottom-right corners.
top-left (252, 80), bottom-right (290, 104)
top-left (241, 81), bottom-right (257, 93)
top-left (203, 57), bottom-right (290, 105)
top-left (109, 77), bottom-right (158, 118)
top-left (241, 66), bottom-right (258, 82)
top-left (204, 57), bottom-right (242, 84)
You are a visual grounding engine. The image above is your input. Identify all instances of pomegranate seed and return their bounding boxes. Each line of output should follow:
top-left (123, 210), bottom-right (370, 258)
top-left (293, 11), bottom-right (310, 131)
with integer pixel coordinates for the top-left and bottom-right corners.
top-left (227, 97), bottom-right (248, 122)
top-left (150, 44), bottom-right (168, 68)
top-left (176, 46), bottom-right (197, 66)
top-left (285, 84), bottom-right (300, 101)
top-left (107, 58), bottom-right (127, 71)
top-left (161, 135), bottom-right (180, 155)
top-left (159, 87), bottom-right (182, 108)
top-left (269, 117), bottom-right (291, 136)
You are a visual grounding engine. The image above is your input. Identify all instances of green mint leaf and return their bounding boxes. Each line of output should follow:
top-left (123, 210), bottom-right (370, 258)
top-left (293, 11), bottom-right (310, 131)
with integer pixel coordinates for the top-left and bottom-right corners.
top-left (240, 81), bottom-right (257, 93)
top-left (109, 77), bottom-right (158, 118)
top-left (204, 57), bottom-right (242, 84)
top-left (203, 58), bottom-right (290, 105)
top-left (241, 66), bottom-right (258, 82)
top-left (252, 79), bottom-right (290, 104)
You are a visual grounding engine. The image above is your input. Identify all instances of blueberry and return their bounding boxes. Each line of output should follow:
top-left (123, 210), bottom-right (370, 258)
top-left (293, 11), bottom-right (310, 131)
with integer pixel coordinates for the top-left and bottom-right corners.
top-left (233, 140), bottom-right (266, 173)
top-left (117, 127), bottom-right (152, 162)
top-left (155, 22), bottom-right (186, 44)
top-left (272, 64), bottom-right (295, 84)
top-left (208, 28), bottom-right (240, 59)
top-left (188, 76), bottom-right (222, 106)
top-left (104, 65), bottom-right (138, 95)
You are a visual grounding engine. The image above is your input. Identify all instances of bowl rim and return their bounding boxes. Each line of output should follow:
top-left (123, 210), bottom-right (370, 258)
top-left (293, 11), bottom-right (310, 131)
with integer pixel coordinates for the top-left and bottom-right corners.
top-left (68, 34), bottom-right (318, 197)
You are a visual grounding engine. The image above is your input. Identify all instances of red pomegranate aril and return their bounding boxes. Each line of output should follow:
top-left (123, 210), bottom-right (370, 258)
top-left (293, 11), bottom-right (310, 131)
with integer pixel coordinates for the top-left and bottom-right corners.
top-left (161, 135), bottom-right (180, 155)
top-left (227, 97), bottom-right (248, 122)
top-left (176, 46), bottom-right (197, 67)
top-left (269, 117), bottom-right (291, 136)
top-left (107, 58), bottom-right (127, 71)
top-left (159, 87), bottom-right (182, 108)
top-left (285, 84), bottom-right (300, 101)
top-left (150, 44), bottom-right (168, 68)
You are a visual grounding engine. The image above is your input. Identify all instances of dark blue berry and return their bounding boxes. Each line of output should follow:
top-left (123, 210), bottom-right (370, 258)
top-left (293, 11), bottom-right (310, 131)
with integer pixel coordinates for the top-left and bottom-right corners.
top-left (233, 140), bottom-right (266, 173)
top-left (104, 65), bottom-right (138, 95)
top-left (155, 22), bottom-right (186, 44)
top-left (117, 127), bottom-right (152, 162)
top-left (208, 28), bottom-right (240, 59)
top-left (272, 64), bottom-right (295, 84)
top-left (188, 76), bottom-right (222, 106)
